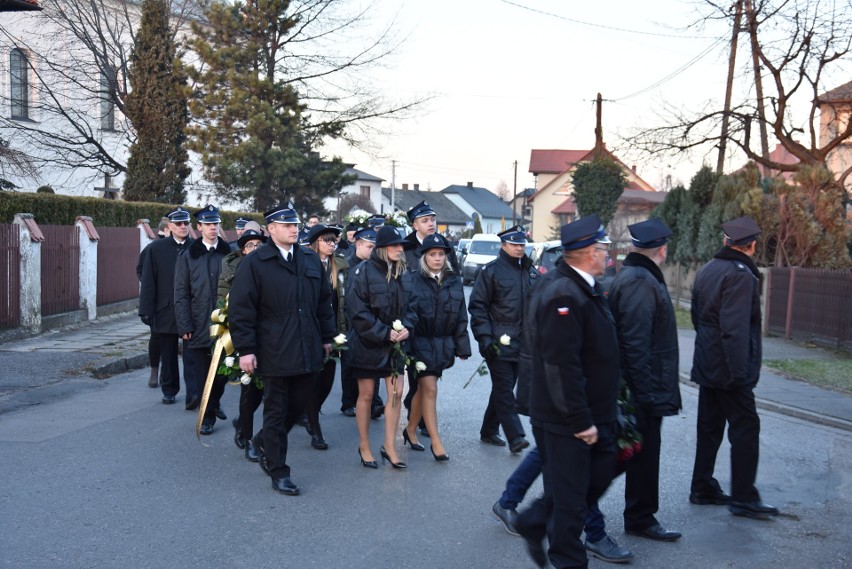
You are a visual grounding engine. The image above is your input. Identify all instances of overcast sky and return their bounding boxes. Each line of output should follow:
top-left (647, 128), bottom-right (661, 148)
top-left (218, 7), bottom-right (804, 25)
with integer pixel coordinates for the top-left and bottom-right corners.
top-left (324, 0), bottom-right (851, 197)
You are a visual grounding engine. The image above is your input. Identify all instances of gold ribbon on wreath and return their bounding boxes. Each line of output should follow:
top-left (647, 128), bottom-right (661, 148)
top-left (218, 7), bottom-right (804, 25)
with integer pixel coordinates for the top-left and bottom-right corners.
top-left (196, 296), bottom-right (236, 440)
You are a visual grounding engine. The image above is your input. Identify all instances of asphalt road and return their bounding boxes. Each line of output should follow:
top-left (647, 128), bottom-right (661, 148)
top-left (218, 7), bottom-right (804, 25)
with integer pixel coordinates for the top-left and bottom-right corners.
top-left (1, 286), bottom-right (851, 568)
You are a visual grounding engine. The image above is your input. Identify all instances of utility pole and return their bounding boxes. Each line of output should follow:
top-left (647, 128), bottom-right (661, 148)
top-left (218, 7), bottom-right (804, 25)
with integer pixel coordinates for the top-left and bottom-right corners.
top-left (390, 159), bottom-right (396, 213)
top-left (745, 0), bottom-right (771, 177)
top-left (512, 160), bottom-right (518, 226)
top-left (718, 0), bottom-right (743, 175)
top-left (594, 93), bottom-right (604, 159)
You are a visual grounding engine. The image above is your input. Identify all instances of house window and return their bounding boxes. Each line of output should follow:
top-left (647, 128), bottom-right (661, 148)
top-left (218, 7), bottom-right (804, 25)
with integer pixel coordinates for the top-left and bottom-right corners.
top-left (100, 69), bottom-right (115, 131)
top-left (360, 185), bottom-right (370, 198)
top-left (10, 48), bottom-right (30, 119)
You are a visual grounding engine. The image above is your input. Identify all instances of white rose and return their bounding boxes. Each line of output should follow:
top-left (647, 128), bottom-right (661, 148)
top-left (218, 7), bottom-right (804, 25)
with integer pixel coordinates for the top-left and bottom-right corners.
top-left (333, 333), bottom-right (347, 345)
top-left (500, 334), bottom-right (511, 346)
top-left (240, 373), bottom-right (251, 385)
top-left (392, 320), bottom-right (404, 332)
top-left (224, 356), bottom-right (235, 368)
top-left (415, 361), bottom-right (427, 372)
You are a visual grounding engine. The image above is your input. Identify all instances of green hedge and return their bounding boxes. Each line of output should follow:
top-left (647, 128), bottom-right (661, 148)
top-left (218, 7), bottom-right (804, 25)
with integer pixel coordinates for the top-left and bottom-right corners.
top-left (0, 191), bottom-right (264, 228)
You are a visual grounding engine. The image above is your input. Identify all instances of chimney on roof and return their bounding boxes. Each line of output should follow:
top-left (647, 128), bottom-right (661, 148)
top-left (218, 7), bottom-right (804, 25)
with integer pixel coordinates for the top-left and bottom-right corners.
top-left (402, 183), bottom-right (408, 190)
top-left (466, 181), bottom-right (473, 188)
top-left (413, 184), bottom-right (419, 191)
top-left (631, 165), bottom-right (637, 174)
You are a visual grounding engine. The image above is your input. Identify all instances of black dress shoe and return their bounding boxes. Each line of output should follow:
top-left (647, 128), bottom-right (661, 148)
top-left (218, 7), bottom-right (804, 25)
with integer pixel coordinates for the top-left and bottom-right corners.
top-left (232, 418), bottom-right (246, 449)
top-left (585, 535), bottom-right (634, 563)
top-left (271, 477), bottom-right (300, 496)
top-left (689, 491), bottom-right (733, 505)
top-left (626, 523), bottom-right (682, 541)
top-left (341, 407), bottom-right (356, 417)
top-left (162, 394), bottom-right (176, 405)
top-left (244, 440), bottom-right (259, 462)
top-left (185, 395), bottom-right (199, 411)
top-left (491, 501), bottom-right (519, 536)
top-left (371, 405), bottom-right (384, 420)
top-left (311, 434), bottom-right (328, 450)
top-left (509, 436), bottom-right (530, 454)
top-left (215, 407), bottom-right (227, 421)
top-left (729, 500), bottom-right (779, 519)
top-left (200, 423), bottom-right (214, 435)
top-left (480, 434), bottom-right (507, 447)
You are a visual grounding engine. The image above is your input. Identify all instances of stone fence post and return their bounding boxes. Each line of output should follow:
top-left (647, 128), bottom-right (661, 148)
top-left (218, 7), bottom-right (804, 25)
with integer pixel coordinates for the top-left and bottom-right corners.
top-left (76, 216), bottom-right (100, 321)
top-left (13, 213), bottom-right (44, 333)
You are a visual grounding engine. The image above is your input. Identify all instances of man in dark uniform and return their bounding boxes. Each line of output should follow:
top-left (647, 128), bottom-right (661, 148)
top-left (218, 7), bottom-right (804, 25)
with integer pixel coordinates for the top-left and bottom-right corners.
top-left (340, 227), bottom-right (384, 418)
top-left (515, 215), bottom-right (620, 569)
top-left (137, 217), bottom-right (170, 388)
top-left (468, 225), bottom-right (537, 454)
top-left (139, 207), bottom-right (193, 405)
top-left (606, 217), bottom-right (682, 541)
top-left (689, 215), bottom-right (778, 519)
top-left (229, 205), bottom-right (335, 496)
top-left (174, 205), bottom-right (233, 422)
top-left (229, 216), bottom-right (250, 251)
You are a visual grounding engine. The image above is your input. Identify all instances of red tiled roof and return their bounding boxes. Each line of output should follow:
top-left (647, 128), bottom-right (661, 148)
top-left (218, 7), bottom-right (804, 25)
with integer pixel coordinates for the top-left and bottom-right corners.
top-left (529, 149), bottom-right (592, 174)
top-left (819, 81), bottom-right (852, 103)
top-left (551, 197), bottom-right (576, 214)
top-left (768, 143), bottom-right (798, 182)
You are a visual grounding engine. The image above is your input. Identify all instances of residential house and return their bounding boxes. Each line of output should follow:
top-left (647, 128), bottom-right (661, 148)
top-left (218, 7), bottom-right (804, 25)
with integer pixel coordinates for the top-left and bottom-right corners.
top-left (507, 187), bottom-right (533, 227)
top-left (819, 80), bottom-right (852, 193)
top-left (526, 147), bottom-right (657, 242)
top-left (440, 182), bottom-right (516, 235)
top-left (323, 164), bottom-right (384, 221)
top-left (380, 186), bottom-right (470, 236)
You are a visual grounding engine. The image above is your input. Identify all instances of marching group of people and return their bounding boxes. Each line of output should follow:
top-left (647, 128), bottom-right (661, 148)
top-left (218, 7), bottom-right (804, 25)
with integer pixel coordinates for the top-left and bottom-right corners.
top-left (138, 198), bottom-right (776, 568)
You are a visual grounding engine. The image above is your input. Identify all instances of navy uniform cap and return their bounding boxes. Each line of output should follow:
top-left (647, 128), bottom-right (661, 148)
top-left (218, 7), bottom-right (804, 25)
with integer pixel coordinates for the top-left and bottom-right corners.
top-left (420, 233), bottom-right (451, 253)
top-left (195, 204), bottom-right (221, 224)
top-left (498, 225), bottom-right (528, 244)
top-left (407, 201), bottom-right (436, 223)
top-left (264, 205), bottom-right (300, 224)
top-left (628, 217), bottom-right (672, 249)
top-left (167, 206), bottom-right (191, 223)
top-left (722, 216), bottom-right (761, 246)
top-left (234, 217), bottom-right (250, 230)
top-left (375, 225), bottom-right (407, 248)
top-left (561, 214), bottom-right (611, 250)
top-left (353, 227), bottom-right (376, 242)
top-left (307, 224), bottom-right (342, 244)
top-left (367, 214), bottom-right (385, 228)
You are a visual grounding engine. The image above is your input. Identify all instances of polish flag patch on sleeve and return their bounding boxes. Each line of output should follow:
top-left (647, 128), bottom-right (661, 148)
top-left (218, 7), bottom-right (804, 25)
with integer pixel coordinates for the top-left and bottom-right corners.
top-left (557, 306), bottom-right (570, 316)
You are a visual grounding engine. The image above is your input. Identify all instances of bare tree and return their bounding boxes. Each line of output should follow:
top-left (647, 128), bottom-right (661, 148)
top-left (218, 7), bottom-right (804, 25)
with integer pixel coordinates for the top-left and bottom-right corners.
top-left (626, 0), bottom-right (852, 188)
top-left (494, 180), bottom-right (510, 201)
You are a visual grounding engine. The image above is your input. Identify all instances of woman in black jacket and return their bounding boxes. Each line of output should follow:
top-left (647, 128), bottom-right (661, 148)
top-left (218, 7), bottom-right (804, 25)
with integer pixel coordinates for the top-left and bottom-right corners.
top-left (344, 226), bottom-right (415, 469)
top-left (404, 234), bottom-right (471, 461)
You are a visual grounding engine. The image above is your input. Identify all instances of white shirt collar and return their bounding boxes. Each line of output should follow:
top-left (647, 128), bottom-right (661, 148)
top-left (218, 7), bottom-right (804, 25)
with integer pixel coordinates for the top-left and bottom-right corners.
top-left (568, 264), bottom-right (596, 288)
top-left (276, 243), bottom-right (294, 257)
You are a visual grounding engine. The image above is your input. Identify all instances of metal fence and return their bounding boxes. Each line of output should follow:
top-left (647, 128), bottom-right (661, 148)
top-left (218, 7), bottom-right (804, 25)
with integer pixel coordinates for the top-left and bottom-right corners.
top-left (0, 224), bottom-right (21, 328)
top-left (97, 226), bottom-right (141, 306)
top-left (40, 225), bottom-right (80, 316)
top-left (765, 267), bottom-right (852, 352)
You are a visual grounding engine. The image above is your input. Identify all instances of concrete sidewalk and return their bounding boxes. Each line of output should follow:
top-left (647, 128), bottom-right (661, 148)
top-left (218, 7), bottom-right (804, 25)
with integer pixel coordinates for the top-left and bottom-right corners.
top-left (1, 311), bottom-right (850, 430)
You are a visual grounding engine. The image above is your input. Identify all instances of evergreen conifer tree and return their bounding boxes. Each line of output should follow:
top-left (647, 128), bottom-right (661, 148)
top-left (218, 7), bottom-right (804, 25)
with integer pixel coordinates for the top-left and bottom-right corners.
top-left (571, 157), bottom-right (626, 227)
top-left (123, 0), bottom-right (190, 204)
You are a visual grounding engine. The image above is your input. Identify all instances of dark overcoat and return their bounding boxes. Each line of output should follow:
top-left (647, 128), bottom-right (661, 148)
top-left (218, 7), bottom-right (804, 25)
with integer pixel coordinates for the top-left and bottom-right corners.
top-left (174, 237), bottom-right (232, 349)
top-left (229, 242), bottom-right (336, 377)
top-left (138, 236), bottom-right (192, 334)
top-left (608, 252), bottom-right (681, 416)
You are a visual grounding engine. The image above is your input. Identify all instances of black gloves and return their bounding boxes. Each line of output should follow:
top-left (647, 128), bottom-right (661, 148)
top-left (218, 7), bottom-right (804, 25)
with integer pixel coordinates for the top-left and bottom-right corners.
top-left (140, 315), bottom-right (152, 326)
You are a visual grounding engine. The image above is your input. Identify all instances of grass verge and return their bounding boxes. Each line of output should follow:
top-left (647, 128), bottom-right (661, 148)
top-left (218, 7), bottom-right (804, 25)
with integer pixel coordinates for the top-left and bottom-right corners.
top-left (763, 359), bottom-right (852, 394)
top-left (675, 307), bottom-right (692, 330)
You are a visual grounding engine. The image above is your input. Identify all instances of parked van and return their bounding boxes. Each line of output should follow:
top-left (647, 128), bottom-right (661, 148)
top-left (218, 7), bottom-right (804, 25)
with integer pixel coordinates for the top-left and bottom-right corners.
top-left (461, 233), bottom-right (501, 284)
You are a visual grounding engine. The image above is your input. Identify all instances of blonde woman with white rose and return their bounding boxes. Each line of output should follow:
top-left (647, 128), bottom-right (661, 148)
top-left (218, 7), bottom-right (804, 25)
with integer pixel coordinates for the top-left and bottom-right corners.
top-left (403, 234), bottom-right (471, 461)
top-left (344, 226), bottom-right (416, 469)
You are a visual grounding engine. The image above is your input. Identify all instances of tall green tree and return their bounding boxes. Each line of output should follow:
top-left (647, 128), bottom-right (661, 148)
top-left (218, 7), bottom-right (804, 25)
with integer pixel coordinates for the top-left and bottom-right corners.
top-left (123, 0), bottom-right (190, 204)
top-left (571, 157), bottom-right (626, 226)
top-left (187, 0), bottom-right (368, 213)
top-left (654, 184), bottom-right (686, 262)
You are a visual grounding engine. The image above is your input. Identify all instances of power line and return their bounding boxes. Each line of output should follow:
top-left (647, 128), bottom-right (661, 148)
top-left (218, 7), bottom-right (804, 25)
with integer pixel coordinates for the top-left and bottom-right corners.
top-left (498, 0), bottom-right (713, 39)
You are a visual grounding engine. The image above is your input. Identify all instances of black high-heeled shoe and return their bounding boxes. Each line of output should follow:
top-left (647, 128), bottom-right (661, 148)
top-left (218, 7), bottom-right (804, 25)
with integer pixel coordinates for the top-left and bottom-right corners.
top-left (380, 446), bottom-right (408, 469)
top-left (403, 429), bottom-right (426, 451)
top-left (431, 445), bottom-right (449, 462)
top-left (359, 449), bottom-right (378, 469)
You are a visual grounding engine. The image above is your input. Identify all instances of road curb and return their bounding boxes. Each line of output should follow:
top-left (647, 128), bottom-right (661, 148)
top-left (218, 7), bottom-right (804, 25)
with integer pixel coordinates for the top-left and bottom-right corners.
top-left (90, 353), bottom-right (149, 379)
top-left (678, 372), bottom-right (852, 433)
